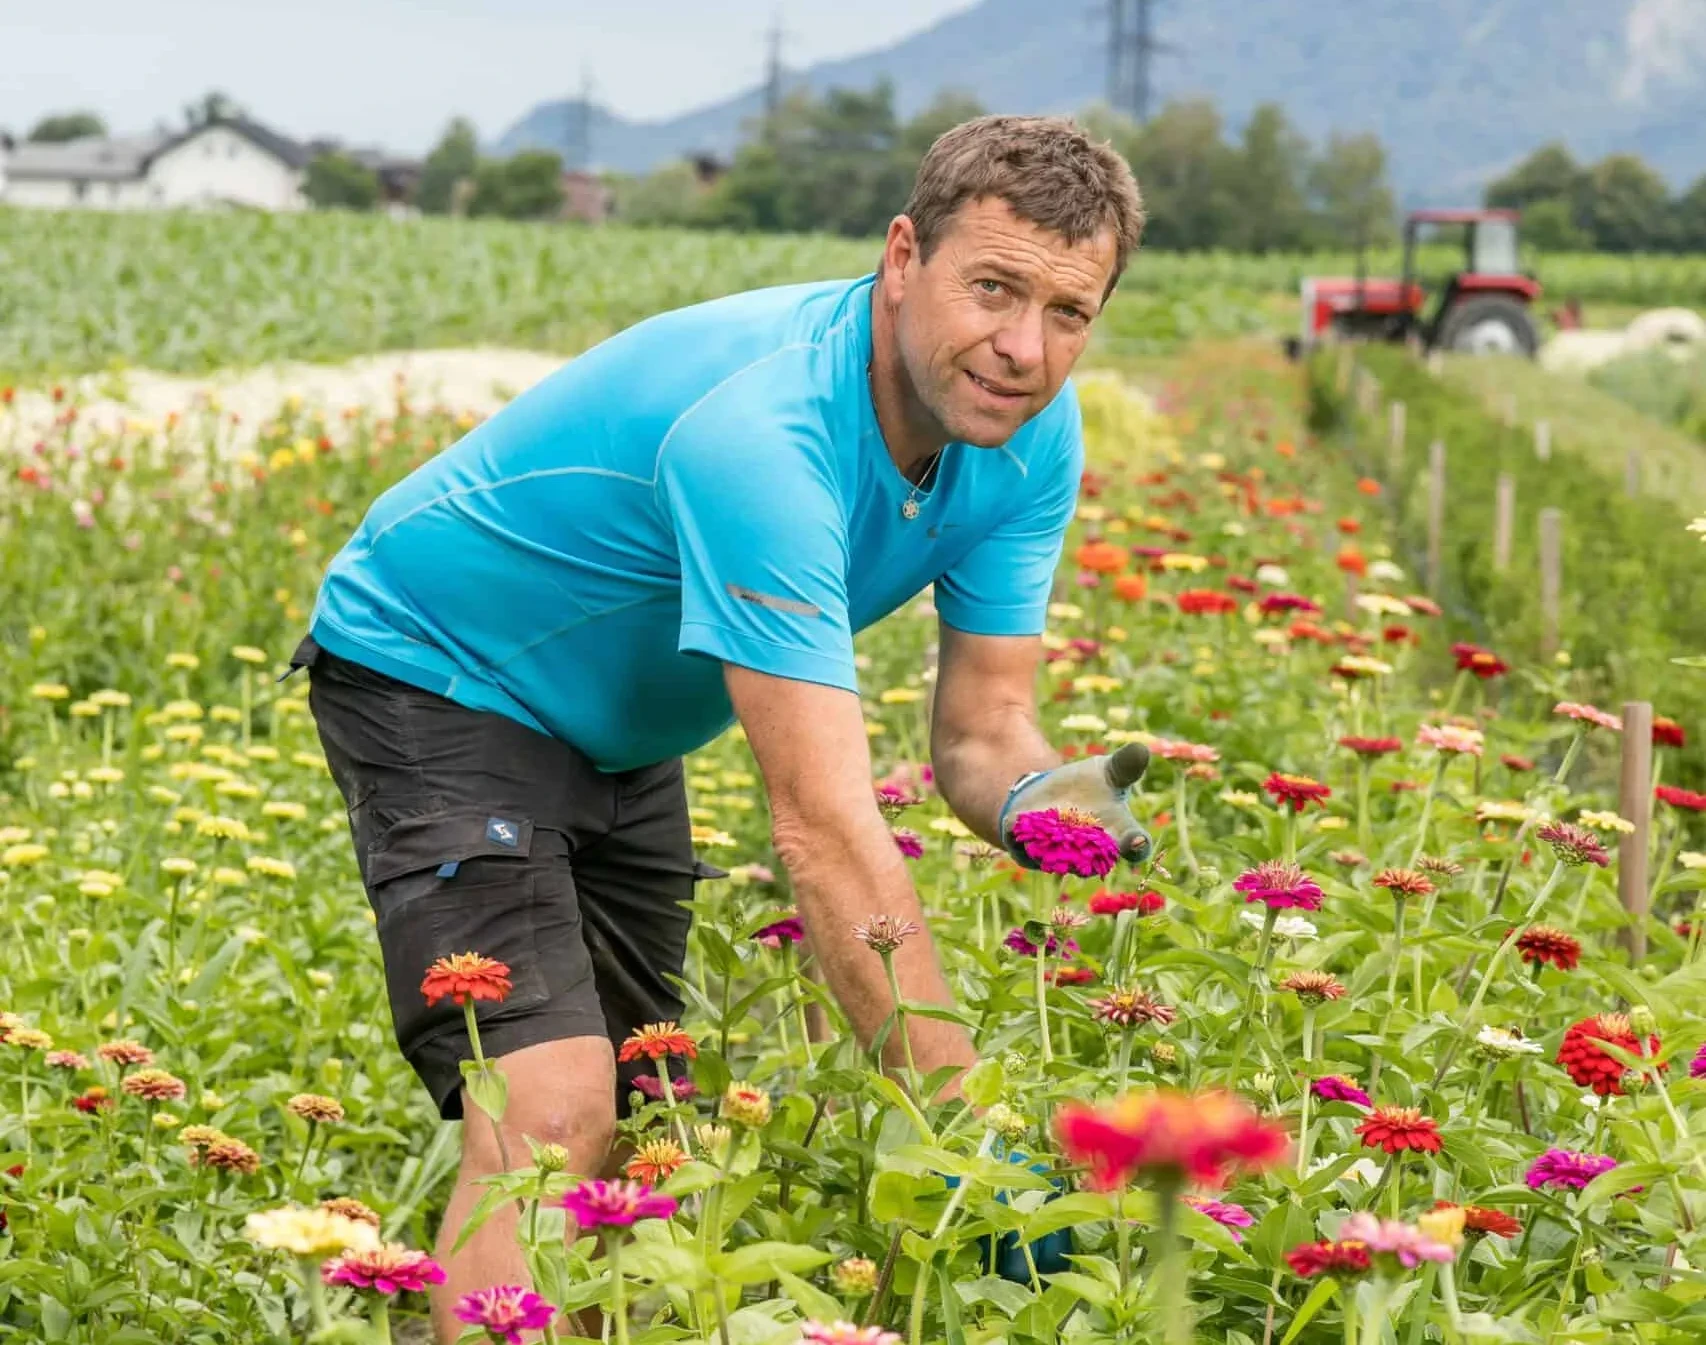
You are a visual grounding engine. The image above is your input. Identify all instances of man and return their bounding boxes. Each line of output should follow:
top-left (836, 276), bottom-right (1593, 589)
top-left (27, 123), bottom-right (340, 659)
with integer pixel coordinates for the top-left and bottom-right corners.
top-left (293, 113), bottom-right (1151, 1339)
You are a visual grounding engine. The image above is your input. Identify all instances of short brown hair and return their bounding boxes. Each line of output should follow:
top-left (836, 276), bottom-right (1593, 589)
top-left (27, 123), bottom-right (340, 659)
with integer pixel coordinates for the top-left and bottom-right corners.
top-left (902, 115), bottom-right (1146, 293)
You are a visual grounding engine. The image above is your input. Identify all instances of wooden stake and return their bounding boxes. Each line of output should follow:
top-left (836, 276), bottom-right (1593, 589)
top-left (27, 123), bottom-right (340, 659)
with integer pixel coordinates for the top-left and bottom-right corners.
top-left (1538, 508), bottom-right (1562, 659)
top-left (1535, 420), bottom-right (1551, 462)
top-left (1493, 473), bottom-right (1515, 573)
top-left (1387, 400), bottom-right (1406, 480)
top-left (1427, 440), bottom-right (1445, 597)
top-left (1624, 448), bottom-right (1640, 497)
top-left (1618, 701), bottom-right (1655, 962)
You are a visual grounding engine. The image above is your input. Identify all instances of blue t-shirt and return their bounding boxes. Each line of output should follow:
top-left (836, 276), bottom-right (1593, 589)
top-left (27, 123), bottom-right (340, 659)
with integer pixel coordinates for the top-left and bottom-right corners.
top-left (309, 273), bottom-right (1083, 773)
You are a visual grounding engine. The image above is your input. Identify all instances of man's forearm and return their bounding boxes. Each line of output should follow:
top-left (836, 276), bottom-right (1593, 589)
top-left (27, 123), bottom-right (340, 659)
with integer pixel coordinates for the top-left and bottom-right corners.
top-left (931, 706), bottom-right (1060, 848)
top-left (777, 811), bottom-right (976, 1080)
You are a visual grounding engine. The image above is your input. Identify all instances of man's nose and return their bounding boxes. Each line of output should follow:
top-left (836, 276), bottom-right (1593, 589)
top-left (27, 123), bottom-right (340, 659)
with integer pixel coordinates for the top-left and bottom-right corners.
top-left (989, 304), bottom-right (1046, 371)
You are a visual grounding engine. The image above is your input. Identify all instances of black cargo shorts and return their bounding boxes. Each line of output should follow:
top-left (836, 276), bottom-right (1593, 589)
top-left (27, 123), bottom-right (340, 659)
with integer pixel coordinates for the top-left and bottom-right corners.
top-left (289, 635), bottom-right (726, 1121)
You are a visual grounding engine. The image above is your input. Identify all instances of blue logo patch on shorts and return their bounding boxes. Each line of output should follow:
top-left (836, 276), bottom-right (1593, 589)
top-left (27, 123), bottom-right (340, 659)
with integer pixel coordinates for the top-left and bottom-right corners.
top-left (486, 817), bottom-right (521, 848)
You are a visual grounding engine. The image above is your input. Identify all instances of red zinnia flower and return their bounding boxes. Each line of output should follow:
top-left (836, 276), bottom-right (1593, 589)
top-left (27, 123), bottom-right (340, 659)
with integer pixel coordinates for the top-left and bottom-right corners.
top-left (1556, 1013), bottom-right (1663, 1096)
top-left (1354, 1105), bottom-right (1442, 1155)
top-left (1450, 642), bottom-right (1504, 677)
top-left (1382, 624), bottom-right (1416, 644)
top-left (1372, 868), bottom-right (1434, 898)
top-left (1656, 784), bottom-right (1706, 813)
top-left (1340, 735), bottom-right (1402, 757)
top-left (1513, 924), bottom-right (1581, 972)
top-left (1089, 889), bottom-right (1164, 916)
top-left (1176, 589), bottom-right (1239, 615)
top-left (1052, 1088), bottom-right (1289, 1191)
top-left (1435, 1200), bottom-right (1521, 1239)
top-left (420, 953), bottom-right (513, 1007)
top-left (1286, 1238), bottom-right (1372, 1278)
top-left (1402, 594), bottom-right (1442, 617)
top-left (618, 1021), bottom-right (699, 1063)
top-left (1501, 754), bottom-right (1536, 772)
top-left (1652, 716), bottom-right (1685, 748)
top-left (1263, 772), bottom-right (1331, 811)
top-left (1258, 593), bottom-right (1323, 616)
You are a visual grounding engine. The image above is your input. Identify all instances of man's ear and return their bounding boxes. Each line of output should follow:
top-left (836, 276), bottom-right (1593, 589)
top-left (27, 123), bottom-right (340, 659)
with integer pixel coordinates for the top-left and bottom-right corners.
top-left (879, 215), bottom-right (917, 306)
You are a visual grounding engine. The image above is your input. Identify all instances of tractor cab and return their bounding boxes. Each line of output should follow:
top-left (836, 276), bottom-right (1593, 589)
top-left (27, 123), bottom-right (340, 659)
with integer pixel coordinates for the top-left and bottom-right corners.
top-left (1293, 207), bottom-right (1543, 358)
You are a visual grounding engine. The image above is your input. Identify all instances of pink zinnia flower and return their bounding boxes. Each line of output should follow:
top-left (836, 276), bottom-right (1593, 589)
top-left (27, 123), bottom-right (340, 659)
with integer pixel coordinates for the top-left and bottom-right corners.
top-left (1310, 1075), bottom-right (1371, 1107)
top-left (798, 1324), bottom-right (903, 1345)
top-left (754, 915), bottom-right (805, 948)
top-left (1233, 860), bottom-right (1325, 911)
top-left (1004, 928), bottom-right (1078, 958)
top-left (1180, 1195), bottom-right (1254, 1242)
top-left (1258, 593), bottom-right (1323, 616)
top-left (1149, 738), bottom-right (1219, 763)
top-left (1010, 808), bottom-right (1121, 877)
top-left (1525, 1148), bottom-right (1617, 1191)
top-left (1554, 701), bottom-right (1622, 732)
top-left (322, 1244), bottom-right (446, 1296)
top-left (1337, 1212), bottom-right (1455, 1268)
top-left (1536, 821), bottom-right (1610, 868)
top-left (557, 1178), bottom-right (678, 1229)
top-left (1692, 1042), bottom-right (1706, 1080)
top-left (631, 1073), bottom-right (697, 1102)
top-left (1416, 723), bottom-right (1484, 756)
top-left (454, 1285), bottom-right (558, 1344)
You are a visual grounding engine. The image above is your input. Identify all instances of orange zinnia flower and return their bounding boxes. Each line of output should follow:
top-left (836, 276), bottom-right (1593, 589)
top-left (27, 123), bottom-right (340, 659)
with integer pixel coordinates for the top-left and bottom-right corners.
top-left (1052, 1087), bottom-right (1288, 1191)
top-left (1335, 546), bottom-right (1367, 577)
top-left (1074, 540), bottom-right (1128, 574)
top-left (623, 1139), bottom-right (688, 1184)
top-left (618, 1021), bottom-right (698, 1063)
top-left (1356, 478), bottom-right (1381, 496)
top-left (1112, 573), bottom-right (1148, 602)
top-left (420, 953), bottom-right (513, 1007)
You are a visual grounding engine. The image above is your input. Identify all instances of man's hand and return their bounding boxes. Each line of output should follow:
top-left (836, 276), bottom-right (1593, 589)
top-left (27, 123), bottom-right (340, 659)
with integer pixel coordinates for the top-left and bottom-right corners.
top-left (997, 741), bottom-right (1152, 869)
top-left (724, 662), bottom-right (977, 1091)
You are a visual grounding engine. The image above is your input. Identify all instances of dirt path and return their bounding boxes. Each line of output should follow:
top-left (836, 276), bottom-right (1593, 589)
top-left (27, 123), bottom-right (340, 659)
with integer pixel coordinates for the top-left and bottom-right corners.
top-left (5, 348), bottom-right (572, 449)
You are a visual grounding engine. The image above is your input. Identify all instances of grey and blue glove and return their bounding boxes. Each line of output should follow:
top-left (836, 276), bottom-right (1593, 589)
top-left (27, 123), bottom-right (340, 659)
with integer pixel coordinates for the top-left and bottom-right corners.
top-left (996, 741), bottom-right (1153, 870)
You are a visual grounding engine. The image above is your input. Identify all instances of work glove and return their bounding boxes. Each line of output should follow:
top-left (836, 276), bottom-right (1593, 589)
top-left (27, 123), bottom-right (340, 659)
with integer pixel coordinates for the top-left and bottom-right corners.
top-left (996, 741), bottom-right (1153, 870)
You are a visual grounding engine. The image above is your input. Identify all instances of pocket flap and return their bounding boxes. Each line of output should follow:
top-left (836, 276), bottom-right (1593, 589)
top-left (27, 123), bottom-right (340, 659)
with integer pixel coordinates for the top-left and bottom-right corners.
top-left (367, 809), bottom-right (536, 886)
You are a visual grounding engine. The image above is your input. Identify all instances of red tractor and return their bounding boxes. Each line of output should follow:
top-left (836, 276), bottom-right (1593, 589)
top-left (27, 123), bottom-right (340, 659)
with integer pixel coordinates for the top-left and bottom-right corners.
top-left (1292, 208), bottom-right (1543, 357)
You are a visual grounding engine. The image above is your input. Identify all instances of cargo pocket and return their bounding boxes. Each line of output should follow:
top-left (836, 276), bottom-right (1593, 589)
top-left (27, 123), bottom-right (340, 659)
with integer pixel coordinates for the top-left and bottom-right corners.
top-left (364, 807), bottom-right (559, 1061)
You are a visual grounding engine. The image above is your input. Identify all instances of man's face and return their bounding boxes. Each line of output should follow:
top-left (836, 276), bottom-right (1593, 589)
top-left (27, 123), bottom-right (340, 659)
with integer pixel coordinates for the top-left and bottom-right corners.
top-left (883, 196), bottom-right (1118, 448)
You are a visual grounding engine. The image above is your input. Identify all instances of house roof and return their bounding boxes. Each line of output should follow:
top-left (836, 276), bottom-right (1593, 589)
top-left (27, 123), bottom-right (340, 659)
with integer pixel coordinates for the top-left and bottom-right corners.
top-left (6, 134), bottom-right (169, 181)
top-left (5, 117), bottom-right (311, 182)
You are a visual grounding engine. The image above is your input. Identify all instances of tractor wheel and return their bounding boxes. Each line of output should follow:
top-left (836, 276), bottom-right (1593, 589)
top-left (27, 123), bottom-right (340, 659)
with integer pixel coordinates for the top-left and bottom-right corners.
top-left (1435, 295), bottom-right (1539, 357)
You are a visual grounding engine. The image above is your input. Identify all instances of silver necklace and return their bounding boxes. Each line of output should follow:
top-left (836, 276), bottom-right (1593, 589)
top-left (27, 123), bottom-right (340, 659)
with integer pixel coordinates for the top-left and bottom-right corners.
top-left (869, 361), bottom-right (943, 520)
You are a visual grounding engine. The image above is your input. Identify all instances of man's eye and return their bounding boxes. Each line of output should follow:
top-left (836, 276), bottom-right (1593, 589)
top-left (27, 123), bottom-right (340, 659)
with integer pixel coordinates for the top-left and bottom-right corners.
top-left (976, 279), bottom-right (1003, 295)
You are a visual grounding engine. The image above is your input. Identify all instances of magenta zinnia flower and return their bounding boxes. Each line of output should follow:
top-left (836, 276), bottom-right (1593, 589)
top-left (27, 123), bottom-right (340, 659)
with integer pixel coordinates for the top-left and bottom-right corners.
top-left (1536, 821), bottom-right (1611, 868)
top-left (1010, 807), bottom-right (1121, 877)
top-left (1525, 1148), bottom-right (1617, 1191)
top-left (631, 1073), bottom-right (697, 1102)
top-left (1004, 928), bottom-right (1078, 958)
top-left (891, 827), bottom-right (925, 859)
top-left (557, 1179), bottom-right (679, 1229)
top-left (322, 1244), bottom-right (446, 1296)
top-left (798, 1324), bottom-right (904, 1345)
top-left (754, 915), bottom-right (805, 948)
top-left (454, 1285), bottom-right (558, 1343)
top-left (1692, 1043), bottom-right (1706, 1080)
top-left (1181, 1195), bottom-right (1255, 1242)
top-left (1310, 1075), bottom-right (1371, 1107)
top-left (1233, 860), bottom-right (1325, 911)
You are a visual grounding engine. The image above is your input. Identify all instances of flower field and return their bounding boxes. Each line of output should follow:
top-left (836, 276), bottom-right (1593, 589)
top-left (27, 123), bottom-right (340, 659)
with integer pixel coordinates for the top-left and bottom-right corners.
top-left (2, 340), bottom-right (1705, 1345)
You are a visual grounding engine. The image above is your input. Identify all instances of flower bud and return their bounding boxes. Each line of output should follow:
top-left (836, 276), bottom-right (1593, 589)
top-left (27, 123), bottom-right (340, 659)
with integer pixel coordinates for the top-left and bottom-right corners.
top-left (722, 1082), bottom-right (772, 1129)
top-left (535, 1143), bottom-right (569, 1174)
top-left (984, 1103), bottom-right (1029, 1143)
top-left (1252, 1071), bottom-right (1276, 1096)
top-left (1629, 1005), bottom-right (1656, 1036)
top-left (1151, 1041), bottom-right (1177, 1067)
top-left (831, 1256), bottom-right (880, 1296)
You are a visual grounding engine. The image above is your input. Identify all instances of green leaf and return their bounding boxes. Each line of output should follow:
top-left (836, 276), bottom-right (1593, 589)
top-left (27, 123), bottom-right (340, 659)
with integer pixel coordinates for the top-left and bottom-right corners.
top-left (961, 1057), bottom-right (1006, 1109)
top-left (459, 1059), bottom-right (509, 1123)
top-left (959, 1275), bottom-right (1035, 1318)
top-left (448, 1179), bottom-right (517, 1256)
top-left (891, 1144), bottom-right (1055, 1191)
top-left (113, 918), bottom-right (164, 1030)
top-left (1579, 1161), bottom-right (1667, 1208)
top-left (938, 1263), bottom-right (967, 1345)
top-left (870, 1169), bottom-right (948, 1228)
top-left (184, 932), bottom-right (248, 1004)
top-left (867, 1073), bottom-right (933, 1143)
top-left (1043, 1271), bottom-right (1115, 1308)
top-left (777, 1269), bottom-right (842, 1324)
top-left (1021, 1190), bottom-right (1136, 1242)
top-left (691, 1047), bottom-right (733, 1100)
top-left (1279, 1277), bottom-right (1340, 1345)
top-left (710, 1241), bottom-right (832, 1286)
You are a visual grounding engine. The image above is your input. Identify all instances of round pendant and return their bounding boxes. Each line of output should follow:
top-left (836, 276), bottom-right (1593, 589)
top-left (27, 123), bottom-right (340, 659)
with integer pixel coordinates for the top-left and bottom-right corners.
top-left (901, 497), bottom-right (920, 520)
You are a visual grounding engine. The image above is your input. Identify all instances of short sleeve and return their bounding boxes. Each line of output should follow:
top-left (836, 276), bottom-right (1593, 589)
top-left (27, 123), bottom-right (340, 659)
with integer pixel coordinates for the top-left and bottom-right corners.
top-left (933, 387), bottom-right (1084, 637)
top-left (655, 400), bottom-right (858, 692)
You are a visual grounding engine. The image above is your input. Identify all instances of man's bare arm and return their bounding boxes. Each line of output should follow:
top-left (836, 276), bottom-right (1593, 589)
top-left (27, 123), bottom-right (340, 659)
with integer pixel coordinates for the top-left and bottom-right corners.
top-left (725, 662), bottom-right (977, 1085)
top-left (929, 621), bottom-right (1061, 847)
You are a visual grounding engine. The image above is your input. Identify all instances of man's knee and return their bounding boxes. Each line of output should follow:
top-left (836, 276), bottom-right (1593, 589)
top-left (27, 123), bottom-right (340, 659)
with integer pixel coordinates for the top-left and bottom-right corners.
top-left (459, 1036), bottom-right (617, 1173)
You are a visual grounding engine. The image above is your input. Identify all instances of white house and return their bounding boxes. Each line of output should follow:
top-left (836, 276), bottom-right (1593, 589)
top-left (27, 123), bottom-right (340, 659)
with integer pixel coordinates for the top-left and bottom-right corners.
top-left (1, 117), bottom-right (309, 211)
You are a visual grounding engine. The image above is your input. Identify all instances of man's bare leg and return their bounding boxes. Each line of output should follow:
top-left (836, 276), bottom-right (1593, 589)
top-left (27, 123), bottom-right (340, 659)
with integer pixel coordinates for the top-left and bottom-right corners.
top-left (430, 1036), bottom-right (617, 1345)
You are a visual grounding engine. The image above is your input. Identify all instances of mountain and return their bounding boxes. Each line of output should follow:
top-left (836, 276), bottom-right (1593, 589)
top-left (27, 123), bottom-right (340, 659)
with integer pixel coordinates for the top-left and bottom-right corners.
top-left (496, 0), bottom-right (1706, 202)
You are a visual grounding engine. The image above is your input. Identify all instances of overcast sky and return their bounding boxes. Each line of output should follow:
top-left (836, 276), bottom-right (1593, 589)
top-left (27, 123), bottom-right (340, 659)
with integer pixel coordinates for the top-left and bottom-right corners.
top-left (3, 0), bottom-right (977, 154)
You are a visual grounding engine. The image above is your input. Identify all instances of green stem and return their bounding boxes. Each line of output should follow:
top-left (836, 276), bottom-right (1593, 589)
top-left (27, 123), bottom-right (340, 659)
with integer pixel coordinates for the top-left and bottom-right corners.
top-left (1297, 1006), bottom-right (1317, 1178)
top-left (303, 1259), bottom-right (332, 1332)
top-left (1408, 760), bottom-right (1448, 867)
top-left (1356, 759), bottom-right (1372, 856)
top-left (370, 1298), bottom-right (392, 1345)
top-left (1034, 944), bottom-right (1054, 1069)
top-left (291, 1121), bottom-right (318, 1201)
top-left (1155, 1187), bottom-right (1190, 1345)
top-left (907, 1255), bottom-right (930, 1345)
top-left (608, 1232), bottom-right (631, 1345)
top-left (1116, 1187), bottom-right (1133, 1301)
top-left (1650, 817), bottom-right (1682, 916)
top-left (1385, 895), bottom-right (1408, 1005)
top-left (1441, 669), bottom-right (1471, 719)
top-left (1406, 1265), bottom-right (1438, 1345)
top-left (656, 1058), bottom-right (693, 1154)
top-left (1359, 1277), bottom-right (1395, 1345)
top-left (1174, 773), bottom-right (1198, 875)
top-left (881, 952), bottom-right (922, 1099)
top-left (1229, 907), bottom-right (1278, 1087)
top-left (1115, 1028), bottom-right (1134, 1096)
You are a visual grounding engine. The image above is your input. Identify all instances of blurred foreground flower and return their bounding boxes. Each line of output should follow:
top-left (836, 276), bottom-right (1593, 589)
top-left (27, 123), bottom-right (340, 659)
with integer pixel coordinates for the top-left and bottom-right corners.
top-left (1052, 1087), bottom-right (1288, 1191)
top-left (245, 1205), bottom-right (380, 1259)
